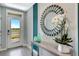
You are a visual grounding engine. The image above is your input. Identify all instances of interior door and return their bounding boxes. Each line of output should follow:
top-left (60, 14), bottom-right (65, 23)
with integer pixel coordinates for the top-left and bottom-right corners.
top-left (7, 12), bottom-right (22, 48)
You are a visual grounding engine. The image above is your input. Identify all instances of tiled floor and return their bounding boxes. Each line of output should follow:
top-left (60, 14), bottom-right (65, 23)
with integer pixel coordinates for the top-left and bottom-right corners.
top-left (0, 46), bottom-right (31, 56)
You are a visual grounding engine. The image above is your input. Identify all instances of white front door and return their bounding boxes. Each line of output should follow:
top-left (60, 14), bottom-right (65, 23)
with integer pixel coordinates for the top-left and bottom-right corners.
top-left (7, 10), bottom-right (23, 48)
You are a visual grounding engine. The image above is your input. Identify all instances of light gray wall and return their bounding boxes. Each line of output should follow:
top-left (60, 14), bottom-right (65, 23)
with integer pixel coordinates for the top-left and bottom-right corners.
top-left (38, 3), bottom-right (78, 55)
top-left (0, 6), bottom-right (7, 49)
top-left (24, 7), bottom-right (33, 48)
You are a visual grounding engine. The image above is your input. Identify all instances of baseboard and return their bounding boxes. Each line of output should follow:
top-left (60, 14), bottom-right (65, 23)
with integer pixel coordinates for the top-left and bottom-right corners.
top-left (0, 45), bottom-right (22, 52)
top-left (0, 48), bottom-right (7, 52)
top-left (22, 44), bottom-right (32, 50)
top-left (0, 44), bottom-right (32, 52)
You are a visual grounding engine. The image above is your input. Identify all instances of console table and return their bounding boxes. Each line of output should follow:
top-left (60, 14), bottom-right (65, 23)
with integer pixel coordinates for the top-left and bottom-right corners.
top-left (32, 41), bottom-right (73, 56)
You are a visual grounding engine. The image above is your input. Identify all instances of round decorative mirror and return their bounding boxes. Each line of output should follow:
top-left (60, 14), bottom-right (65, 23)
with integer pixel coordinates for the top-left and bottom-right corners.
top-left (40, 5), bottom-right (65, 36)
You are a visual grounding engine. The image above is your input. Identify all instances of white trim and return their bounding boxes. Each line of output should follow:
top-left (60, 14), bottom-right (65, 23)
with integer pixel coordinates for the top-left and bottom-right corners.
top-left (0, 48), bottom-right (7, 51)
top-left (22, 44), bottom-right (32, 50)
top-left (0, 45), bottom-right (31, 52)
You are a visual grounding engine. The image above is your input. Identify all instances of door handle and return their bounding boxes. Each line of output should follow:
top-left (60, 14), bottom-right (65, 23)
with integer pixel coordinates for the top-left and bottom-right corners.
top-left (7, 30), bottom-right (10, 35)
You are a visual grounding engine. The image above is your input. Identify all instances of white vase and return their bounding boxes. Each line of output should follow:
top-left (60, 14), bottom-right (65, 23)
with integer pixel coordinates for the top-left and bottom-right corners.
top-left (58, 44), bottom-right (71, 53)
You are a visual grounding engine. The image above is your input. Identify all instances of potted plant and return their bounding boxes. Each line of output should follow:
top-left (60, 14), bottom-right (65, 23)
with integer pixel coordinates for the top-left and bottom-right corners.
top-left (54, 33), bottom-right (73, 53)
top-left (54, 14), bottom-right (73, 53)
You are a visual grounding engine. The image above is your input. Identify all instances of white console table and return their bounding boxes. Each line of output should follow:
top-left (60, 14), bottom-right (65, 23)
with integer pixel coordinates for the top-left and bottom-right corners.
top-left (32, 41), bottom-right (73, 56)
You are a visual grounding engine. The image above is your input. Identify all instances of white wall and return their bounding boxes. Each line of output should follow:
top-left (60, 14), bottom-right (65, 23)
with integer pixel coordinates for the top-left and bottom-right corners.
top-left (1, 7), bottom-right (7, 49)
top-left (24, 7), bottom-right (33, 48)
top-left (38, 3), bottom-right (78, 55)
top-left (0, 6), bottom-right (7, 50)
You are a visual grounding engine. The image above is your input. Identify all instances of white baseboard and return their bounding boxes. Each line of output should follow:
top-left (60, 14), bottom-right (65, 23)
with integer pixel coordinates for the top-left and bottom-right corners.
top-left (0, 44), bottom-right (32, 52)
top-left (0, 48), bottom-right (7, 52)
top-left (22, 44), bottom-right (31, 50)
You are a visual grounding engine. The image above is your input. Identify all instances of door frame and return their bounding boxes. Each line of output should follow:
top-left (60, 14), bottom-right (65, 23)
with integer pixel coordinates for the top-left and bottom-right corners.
top-left (6, 9), bottom-right (24, 48)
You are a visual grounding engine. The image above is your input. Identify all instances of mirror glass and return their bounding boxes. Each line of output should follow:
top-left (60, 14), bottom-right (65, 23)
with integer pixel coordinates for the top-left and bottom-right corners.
top-left (44, 12), bottom-right (57, 30)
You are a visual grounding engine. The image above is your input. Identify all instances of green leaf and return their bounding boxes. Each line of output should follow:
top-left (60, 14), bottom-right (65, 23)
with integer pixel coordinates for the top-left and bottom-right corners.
top-left (54, 34), bottom-right (73, 47)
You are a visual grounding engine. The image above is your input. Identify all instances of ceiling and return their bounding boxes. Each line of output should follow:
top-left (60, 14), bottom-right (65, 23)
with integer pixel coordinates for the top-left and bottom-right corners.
top-left (0, 3), bottom-right (34, 11)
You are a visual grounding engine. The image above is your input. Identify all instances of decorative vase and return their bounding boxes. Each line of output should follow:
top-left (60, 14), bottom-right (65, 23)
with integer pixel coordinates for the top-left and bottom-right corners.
top-left (58, 44), bottom-right (71, 54)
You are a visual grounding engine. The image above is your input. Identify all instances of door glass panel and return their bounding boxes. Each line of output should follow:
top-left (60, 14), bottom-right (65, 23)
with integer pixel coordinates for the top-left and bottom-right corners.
top-left (11, 18), bottom-right (20, 42)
